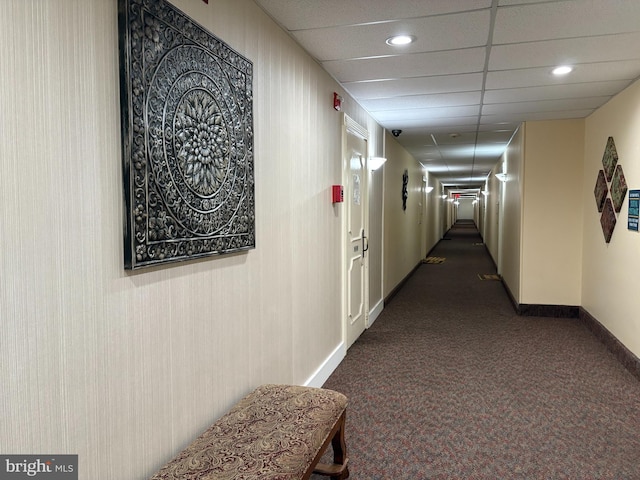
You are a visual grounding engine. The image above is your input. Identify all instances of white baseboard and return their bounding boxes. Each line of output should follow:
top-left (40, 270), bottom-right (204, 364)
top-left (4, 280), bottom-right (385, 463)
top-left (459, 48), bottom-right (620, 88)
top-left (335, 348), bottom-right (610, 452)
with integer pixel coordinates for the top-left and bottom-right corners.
top-left (304, 300), bottom-right (384, 388)
top-left (368, 298), bottom-right (384, 328)
top-left (304, 342), bottom-right (346, 388)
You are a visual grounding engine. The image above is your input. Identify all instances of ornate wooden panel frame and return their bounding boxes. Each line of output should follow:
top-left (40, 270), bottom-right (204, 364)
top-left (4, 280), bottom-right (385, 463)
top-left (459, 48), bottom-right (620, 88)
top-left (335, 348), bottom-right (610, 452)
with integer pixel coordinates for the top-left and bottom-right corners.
top-left (118, 0), bottom-right (255, 269)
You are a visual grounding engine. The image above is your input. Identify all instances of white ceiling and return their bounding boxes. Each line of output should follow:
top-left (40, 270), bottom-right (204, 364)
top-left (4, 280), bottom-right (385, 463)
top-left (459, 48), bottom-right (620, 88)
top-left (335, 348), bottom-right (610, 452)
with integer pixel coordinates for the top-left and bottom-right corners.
top-left (254, 0), bottom-right (640, 187)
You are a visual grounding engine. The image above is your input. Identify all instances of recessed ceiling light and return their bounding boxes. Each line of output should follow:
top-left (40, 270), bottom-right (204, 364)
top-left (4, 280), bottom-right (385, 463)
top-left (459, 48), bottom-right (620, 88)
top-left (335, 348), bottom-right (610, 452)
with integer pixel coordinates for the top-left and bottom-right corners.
top-left (552, 65), bottom-right (573, 76)
top-left (386, 35), bottom-right (415, 46)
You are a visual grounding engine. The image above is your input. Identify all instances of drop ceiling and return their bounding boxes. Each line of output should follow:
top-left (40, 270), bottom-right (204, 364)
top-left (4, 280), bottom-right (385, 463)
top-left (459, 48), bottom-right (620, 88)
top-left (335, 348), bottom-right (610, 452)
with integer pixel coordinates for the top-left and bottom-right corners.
top-left (254, 0), bottom-right (640, 187)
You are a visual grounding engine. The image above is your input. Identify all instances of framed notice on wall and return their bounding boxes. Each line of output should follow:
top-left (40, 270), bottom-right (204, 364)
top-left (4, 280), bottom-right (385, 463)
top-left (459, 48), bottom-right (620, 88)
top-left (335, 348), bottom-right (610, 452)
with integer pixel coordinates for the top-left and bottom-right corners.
top-left (628, 190), bottom-right (640, 232)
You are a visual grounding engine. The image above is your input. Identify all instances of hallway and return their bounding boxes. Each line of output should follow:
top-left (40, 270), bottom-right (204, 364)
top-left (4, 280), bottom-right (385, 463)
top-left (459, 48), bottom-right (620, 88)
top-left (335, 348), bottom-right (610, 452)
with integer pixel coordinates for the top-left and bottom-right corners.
top-left (318, 221), bottom-right (640, 479)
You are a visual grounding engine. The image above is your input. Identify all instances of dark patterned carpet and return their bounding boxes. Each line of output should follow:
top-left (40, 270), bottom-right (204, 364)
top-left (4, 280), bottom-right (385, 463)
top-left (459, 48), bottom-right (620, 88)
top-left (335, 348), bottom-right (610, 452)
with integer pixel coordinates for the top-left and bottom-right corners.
top-left (313, 221), bottom-right (640, 479)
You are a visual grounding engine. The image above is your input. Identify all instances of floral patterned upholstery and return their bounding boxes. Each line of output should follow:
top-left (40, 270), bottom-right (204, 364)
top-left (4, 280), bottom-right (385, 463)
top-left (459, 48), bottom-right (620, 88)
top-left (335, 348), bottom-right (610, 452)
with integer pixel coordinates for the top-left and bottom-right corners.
top-left (149, 384), bottom-right (348, 480)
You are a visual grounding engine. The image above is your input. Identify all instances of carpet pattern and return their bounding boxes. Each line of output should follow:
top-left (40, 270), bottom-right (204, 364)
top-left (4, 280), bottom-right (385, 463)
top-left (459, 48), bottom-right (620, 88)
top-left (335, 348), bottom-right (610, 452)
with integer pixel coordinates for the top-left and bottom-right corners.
top-left (312, 221), bottom-right (640, 479)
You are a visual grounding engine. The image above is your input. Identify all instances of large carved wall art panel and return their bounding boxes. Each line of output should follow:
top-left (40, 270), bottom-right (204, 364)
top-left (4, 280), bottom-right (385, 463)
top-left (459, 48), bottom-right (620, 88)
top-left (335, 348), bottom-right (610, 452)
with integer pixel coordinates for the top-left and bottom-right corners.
top-left (118, 0), bottom-right (255, 269)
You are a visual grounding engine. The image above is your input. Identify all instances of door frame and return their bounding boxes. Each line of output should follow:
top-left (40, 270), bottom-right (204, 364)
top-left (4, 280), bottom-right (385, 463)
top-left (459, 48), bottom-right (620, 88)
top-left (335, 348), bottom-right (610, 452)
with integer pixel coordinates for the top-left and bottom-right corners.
top-left (342, 114), bottom-right (369, 349)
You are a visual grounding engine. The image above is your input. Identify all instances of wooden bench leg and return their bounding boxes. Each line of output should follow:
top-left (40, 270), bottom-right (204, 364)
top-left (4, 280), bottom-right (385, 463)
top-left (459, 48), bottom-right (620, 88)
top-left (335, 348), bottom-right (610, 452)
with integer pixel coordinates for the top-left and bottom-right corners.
top-left (313, 410), bottom-right (349, 479)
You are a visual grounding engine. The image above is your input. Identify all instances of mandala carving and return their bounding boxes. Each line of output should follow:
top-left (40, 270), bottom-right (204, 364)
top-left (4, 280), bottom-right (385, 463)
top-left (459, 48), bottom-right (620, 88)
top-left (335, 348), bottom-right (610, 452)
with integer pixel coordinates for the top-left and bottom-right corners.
top-left (118, 0), bottom-right (254, 269)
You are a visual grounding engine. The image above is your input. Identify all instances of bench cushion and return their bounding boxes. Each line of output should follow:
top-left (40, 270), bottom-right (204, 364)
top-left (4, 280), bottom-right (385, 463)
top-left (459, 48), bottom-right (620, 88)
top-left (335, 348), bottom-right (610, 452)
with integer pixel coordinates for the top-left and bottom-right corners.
top-left (149, 384), bottom-right (348, 480)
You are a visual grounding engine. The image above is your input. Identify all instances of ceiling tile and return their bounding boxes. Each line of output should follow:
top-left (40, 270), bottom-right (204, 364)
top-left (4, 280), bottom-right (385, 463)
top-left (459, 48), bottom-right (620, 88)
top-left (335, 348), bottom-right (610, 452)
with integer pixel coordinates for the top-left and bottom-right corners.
top-left (290, 10), bottom-right (490, 61)
top-left (493, 0), bottom-right (640, 45)
top-left (343, 73), bottom-right (484, 98)
top-left (372, 105), bottom-right (481, 123)
top-left (255, 0), bottom-right (492, 30)
top-left (324, 47), bottom-right (487, 83)
top-left (432, 132), bottom-right (478, 145)
top-left (361, 92), bottom-right (481, 112)
top-left (489, 32), bottom-right (640, 71)
top-left (438, 144), bottom-right (488, 160)
top-left (477, 130), bottom-right (517, 143)
top-left (429, 130), bottom-right (516, 147)
top-left (400, 123), bottom-right (483, 138)
top-left (382, 115), bottom-right (481, 130)
top-left (498, 0), bottom-right (551, 5)
top-left (486, 60), bottom-right (640, 89)
top-left (480, 109), bottom-right (596, 124)
top-left (401, 139), bottom-right (438, 151)
top-left (484, 81), bottom-right (630, 104)
top-left (482, 97), bottom-right (608, 115)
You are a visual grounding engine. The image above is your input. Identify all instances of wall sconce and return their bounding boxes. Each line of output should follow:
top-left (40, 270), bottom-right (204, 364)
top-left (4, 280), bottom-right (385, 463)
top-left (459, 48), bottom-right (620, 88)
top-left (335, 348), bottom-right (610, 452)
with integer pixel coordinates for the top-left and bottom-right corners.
top-left (369, 156), bottom-right (387, 170)
top-left (425, 186), bottom-right (434, 193)
top-left (495, 172), bottom-right (508, 182)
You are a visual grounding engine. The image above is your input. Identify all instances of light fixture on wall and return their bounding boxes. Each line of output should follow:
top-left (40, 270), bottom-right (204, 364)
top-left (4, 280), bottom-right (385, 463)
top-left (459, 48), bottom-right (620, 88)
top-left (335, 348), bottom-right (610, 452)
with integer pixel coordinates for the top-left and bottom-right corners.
top-left (495, 172), bottom-right (508, 182)
top-left (425, 186), bottom-right (434, 193)
top-left (481, 190), bottom-right (489, 196)
top-left (368, 156), bottom-right (387, 170)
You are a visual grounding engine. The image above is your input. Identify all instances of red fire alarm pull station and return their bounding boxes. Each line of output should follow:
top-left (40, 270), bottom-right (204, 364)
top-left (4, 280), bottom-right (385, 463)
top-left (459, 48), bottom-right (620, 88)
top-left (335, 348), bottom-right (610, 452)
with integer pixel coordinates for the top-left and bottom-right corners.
top-left (333, 92), bottom-right (343, 111)
top-left (332, 185), bottom-right (344, 203)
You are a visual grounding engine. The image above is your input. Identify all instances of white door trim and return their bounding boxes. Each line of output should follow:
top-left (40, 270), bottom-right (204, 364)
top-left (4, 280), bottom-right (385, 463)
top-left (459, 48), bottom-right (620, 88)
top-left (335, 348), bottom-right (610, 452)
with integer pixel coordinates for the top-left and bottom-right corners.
top-left (342, 114), bottom-right (369, 349)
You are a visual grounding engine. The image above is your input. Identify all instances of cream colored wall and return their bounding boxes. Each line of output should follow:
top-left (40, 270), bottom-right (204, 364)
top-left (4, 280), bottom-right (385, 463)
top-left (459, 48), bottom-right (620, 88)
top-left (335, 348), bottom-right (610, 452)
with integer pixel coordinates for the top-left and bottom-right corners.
top-left (484, 165), bottom-right (502, 267)
top-left (583, 78), bottom-right (640, 358)
top-left (368, 166), bottom-right (385, 314)
top-left (521, 120), bottom-right (584, 305)
top-left (366, 123), bottom-right (385, 320)
top-left (457, 199), bottom-right (475, 219)
top-left (485, 126), bottom-right (524, 299)
top-left (0, 1), bottom-right (380, 478)
top-left (383, 132), bottom-right (427, 297)
top-left (423, 171), bottom-right (444, 256)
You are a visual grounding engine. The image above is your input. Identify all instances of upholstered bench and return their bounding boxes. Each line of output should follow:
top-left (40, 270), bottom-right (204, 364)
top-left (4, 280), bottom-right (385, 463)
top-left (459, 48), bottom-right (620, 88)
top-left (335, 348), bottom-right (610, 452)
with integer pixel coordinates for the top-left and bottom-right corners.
top-left (149, 384), bottom-right (349, 479)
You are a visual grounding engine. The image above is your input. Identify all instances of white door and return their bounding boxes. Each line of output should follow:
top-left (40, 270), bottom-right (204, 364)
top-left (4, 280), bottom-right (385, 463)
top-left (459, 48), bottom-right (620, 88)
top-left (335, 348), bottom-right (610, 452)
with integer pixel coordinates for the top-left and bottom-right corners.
top-left (345, 122), bottom-right (368, 349)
